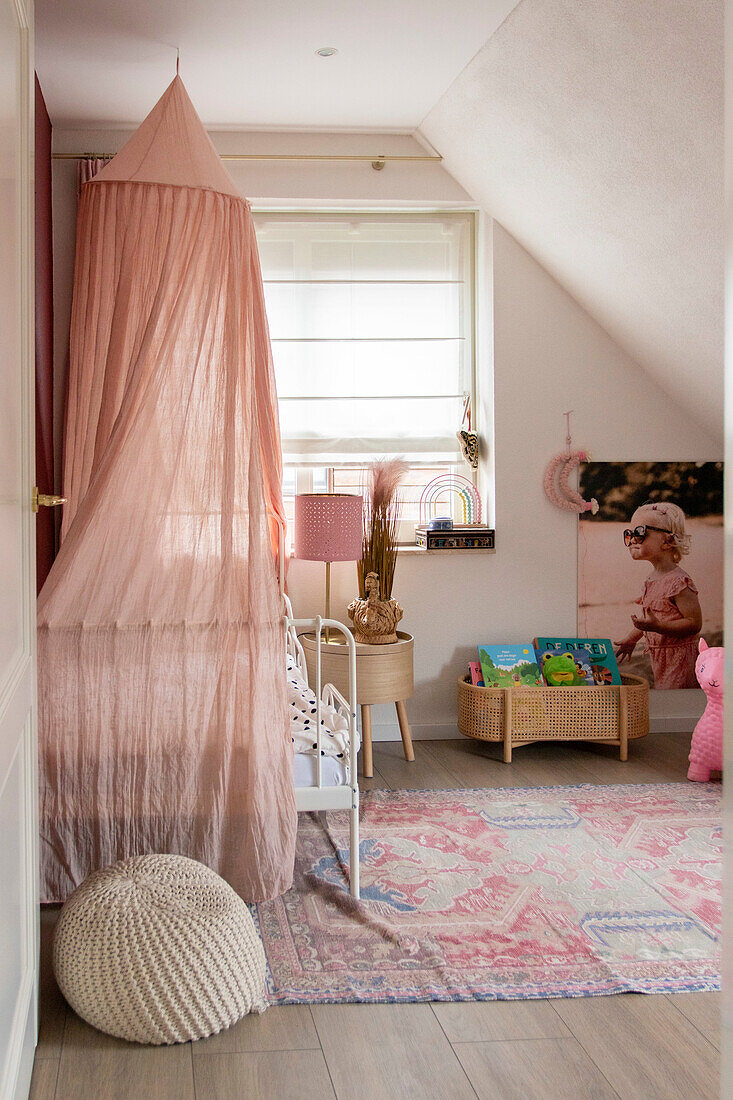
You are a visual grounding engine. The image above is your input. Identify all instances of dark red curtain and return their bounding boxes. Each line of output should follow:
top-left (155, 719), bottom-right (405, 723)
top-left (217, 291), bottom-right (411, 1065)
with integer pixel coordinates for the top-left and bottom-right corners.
top-left (35, 75), bottom-right (55, 593)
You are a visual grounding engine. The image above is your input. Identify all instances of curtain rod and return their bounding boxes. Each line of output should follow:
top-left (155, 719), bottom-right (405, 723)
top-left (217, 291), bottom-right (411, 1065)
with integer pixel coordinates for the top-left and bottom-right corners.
top-left (52, 151), bottom-right (442, 168)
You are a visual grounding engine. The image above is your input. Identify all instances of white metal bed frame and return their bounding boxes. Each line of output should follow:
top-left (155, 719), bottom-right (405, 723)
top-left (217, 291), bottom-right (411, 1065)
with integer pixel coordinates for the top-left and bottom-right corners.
top-left (279, 526), bottom-right (360, 899)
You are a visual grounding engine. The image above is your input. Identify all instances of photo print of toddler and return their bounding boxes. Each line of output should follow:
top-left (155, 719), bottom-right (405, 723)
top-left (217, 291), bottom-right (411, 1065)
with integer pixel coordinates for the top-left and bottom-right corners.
top-left (578, 462), bottom-right (723, 689)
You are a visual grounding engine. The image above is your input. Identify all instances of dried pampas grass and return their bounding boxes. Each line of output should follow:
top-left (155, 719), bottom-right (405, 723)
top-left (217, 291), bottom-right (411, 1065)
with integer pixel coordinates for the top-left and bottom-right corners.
top-left (357, 459), bottom-right (407, 600)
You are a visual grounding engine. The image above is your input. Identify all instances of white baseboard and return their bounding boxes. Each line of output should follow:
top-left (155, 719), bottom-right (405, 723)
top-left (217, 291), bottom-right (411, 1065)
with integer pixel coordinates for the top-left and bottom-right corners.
top-left (371, 723), bottom-right (460, 742)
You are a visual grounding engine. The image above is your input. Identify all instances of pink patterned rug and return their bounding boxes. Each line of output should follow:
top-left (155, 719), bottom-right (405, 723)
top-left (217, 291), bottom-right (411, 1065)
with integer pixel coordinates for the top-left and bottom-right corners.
top-left (255, 784), bottom-right (721, 1004)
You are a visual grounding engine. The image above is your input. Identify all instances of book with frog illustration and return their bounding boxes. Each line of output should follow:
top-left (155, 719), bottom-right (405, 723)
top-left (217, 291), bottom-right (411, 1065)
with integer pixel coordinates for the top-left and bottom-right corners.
top-left (533, 638), bottom-right (622, 686)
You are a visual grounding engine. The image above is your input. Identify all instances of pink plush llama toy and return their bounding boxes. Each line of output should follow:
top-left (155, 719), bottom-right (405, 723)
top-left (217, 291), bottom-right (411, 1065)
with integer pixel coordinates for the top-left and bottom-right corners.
top-left (687, 638), bottom-right (724, 782)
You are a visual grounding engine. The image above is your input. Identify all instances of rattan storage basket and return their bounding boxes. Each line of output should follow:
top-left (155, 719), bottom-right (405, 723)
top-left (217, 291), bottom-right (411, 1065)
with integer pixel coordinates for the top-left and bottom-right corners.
top-left (457, 674), bottom-right (649, 762)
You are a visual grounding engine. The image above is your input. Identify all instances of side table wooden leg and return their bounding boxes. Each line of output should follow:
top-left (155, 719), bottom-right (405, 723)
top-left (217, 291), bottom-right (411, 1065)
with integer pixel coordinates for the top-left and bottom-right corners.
top-left (618, 688), bottom-right (629, 762)
top-left (395, 699), bottom-right (415, 762)
top-left (361, 704), bottom-right (373, 778)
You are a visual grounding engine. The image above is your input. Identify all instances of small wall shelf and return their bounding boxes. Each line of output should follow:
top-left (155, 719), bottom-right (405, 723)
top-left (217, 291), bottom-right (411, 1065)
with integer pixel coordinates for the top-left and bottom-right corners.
top-left (399, 545), bottom-right (496, 556)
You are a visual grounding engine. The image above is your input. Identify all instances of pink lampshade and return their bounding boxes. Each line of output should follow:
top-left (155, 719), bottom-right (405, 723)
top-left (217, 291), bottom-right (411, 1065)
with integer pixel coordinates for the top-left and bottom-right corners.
top-left (294, 493), bottom-right (363, 562)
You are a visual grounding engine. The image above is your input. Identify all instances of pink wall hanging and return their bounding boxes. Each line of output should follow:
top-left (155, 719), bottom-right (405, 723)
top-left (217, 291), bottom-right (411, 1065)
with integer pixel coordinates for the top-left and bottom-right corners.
top-left (543, 411), bottom-right (599, 515)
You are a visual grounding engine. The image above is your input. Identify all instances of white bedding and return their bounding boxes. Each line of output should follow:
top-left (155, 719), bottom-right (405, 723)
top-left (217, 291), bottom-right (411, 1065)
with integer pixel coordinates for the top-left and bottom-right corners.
top-left (293, 752), bottom-right (350, 788)
top-left (287, 654), bottom-right (358, 779)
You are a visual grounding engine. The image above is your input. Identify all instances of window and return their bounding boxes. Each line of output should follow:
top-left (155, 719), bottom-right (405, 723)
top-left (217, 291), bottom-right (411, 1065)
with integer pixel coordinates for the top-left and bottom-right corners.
top-left (253, 211), bottom-right (477, 541)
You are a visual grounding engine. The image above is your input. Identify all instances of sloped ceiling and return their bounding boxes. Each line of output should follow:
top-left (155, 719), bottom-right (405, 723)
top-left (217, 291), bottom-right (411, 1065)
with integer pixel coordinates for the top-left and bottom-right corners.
top-left (420, 0), bottom-right (723, 441)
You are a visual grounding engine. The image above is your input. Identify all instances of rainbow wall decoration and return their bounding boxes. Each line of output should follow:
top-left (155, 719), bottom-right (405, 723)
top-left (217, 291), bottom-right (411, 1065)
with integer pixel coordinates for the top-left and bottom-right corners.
top-left (419, 474), bottom-right (482, 526)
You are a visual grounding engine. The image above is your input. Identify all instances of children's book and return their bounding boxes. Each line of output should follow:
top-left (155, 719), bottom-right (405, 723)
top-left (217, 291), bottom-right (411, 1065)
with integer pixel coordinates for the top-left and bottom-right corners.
top-left (533, 638), bottom-right (622, 686)
top-left (535, 646), bottom-right (595, 686)
top-left (478, 645), bottom-right (543, 687)
top-left (468, 662), bottom-right (485, 687)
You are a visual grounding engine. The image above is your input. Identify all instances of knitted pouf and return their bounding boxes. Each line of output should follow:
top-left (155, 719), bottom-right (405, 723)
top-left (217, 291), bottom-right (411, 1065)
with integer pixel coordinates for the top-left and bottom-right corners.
top-left (53, 854), bottom-right (267, 1044)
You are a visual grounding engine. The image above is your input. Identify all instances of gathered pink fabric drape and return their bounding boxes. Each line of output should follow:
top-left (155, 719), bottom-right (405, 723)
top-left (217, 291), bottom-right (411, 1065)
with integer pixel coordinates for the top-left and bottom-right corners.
top-left (38, 77), bottom-right (295, 903)
top-left (76, 157), bottom-right (111, 194)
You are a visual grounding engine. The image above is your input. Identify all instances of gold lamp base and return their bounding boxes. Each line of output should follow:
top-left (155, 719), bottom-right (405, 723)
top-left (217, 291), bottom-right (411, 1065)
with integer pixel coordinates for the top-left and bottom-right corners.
top-left (324, 561), bottom-right (331, 642)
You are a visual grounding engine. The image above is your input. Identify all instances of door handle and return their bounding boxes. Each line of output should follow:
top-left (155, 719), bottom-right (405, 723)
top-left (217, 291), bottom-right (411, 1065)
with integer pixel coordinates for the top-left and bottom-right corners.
top-left (32, 487), bottom-right (67, 513)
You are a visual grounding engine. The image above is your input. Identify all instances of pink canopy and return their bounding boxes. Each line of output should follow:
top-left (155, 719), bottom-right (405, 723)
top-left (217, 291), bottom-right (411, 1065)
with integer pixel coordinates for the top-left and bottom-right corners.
top-left (38, 77), bottom-right (296, 902)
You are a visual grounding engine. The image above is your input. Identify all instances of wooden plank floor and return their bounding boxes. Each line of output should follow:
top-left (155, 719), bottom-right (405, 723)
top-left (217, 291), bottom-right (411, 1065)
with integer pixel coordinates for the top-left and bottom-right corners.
top-left (31, 731), bottom-right (720, 1099)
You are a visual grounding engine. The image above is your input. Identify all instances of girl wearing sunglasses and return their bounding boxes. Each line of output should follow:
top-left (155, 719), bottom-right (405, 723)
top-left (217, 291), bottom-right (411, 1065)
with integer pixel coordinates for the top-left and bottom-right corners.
top-left (615, 502), bottom-right (702, 688)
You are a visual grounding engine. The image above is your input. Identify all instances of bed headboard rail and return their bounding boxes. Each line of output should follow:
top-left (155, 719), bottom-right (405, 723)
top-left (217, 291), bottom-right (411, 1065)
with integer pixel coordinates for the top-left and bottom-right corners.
top-left (283, 593), bottom-right (307, 678)
top-left (283, 608), bottom-right (358, 793)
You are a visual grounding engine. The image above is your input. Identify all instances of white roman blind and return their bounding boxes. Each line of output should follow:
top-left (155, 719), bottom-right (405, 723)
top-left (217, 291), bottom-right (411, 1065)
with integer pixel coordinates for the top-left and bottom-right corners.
top-left (252, 212), bottom-right (475, 465)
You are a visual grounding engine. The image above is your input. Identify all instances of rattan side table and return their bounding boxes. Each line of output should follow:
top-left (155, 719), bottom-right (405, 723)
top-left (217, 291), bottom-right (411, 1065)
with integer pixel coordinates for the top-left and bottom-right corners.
top-left (300, 631), bottom-right (415, 778)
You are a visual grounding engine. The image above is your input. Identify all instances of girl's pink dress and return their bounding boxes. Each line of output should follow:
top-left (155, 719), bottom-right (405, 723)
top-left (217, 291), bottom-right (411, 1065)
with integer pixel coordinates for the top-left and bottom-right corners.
top-left (638, 567), bottom-right (699, 689)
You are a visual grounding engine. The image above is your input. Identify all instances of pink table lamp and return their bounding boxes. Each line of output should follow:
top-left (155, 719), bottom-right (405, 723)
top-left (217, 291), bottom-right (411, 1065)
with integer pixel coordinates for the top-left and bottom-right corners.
top-left (294, 493), bottom-right (363, 631)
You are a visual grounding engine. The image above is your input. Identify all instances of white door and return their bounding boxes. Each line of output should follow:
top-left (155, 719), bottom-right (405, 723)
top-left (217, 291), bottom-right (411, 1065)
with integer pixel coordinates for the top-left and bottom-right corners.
top-left (0, 0), bottom-right (38, 1097)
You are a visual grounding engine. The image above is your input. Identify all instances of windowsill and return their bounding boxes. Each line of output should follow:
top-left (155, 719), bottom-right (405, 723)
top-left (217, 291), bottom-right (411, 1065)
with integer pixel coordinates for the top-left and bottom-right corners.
top-left (289, 544), bottom-right (496, 558)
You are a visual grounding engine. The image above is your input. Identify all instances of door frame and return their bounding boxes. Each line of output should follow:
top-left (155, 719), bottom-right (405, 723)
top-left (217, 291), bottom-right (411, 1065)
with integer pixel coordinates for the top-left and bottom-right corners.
top-left (1, 0), bottom-right (38, 1096)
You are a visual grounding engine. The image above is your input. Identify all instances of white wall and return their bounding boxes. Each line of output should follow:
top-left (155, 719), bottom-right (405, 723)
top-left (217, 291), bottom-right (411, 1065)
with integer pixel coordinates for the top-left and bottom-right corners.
top-left (489, 223), bottom-right (718, 736)
top-left (721, 0), bottom-right (732, 1080)
top-left (51, 128), bottom-right (720, 739)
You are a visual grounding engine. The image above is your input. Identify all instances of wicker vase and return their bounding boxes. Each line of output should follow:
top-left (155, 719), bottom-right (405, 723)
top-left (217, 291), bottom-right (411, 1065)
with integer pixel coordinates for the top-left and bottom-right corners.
top-left (348, 570), bottom-right (403, 644)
